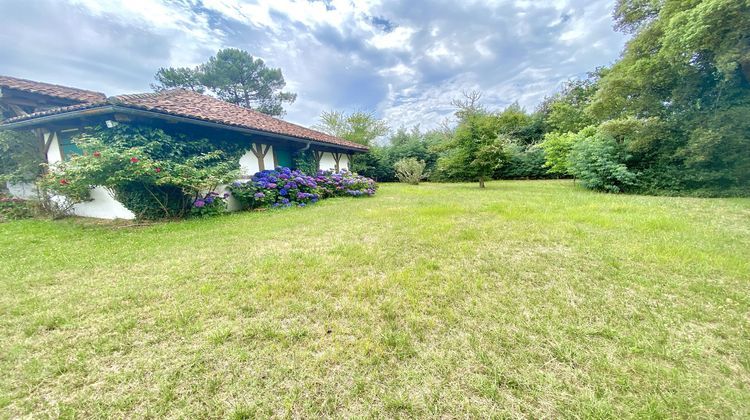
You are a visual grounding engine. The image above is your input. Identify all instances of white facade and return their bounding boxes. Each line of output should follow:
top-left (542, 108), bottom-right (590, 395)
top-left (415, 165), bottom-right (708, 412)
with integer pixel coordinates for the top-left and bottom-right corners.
top-left (68, 187), bottom-right (136, 220)
top-left (6, 181), bottom-right (37, 199)
top-left (239, 143), bottom-right (276, 176)
top-left (318, 152), bottom-right (350, 171)
top-left (46, 133), bottom-right (63, 164)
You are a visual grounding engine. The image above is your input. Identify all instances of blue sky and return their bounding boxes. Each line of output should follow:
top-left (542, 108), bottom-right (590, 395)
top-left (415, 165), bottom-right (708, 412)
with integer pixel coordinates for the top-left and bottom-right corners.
top-left (0, 0), bottom-right (627, 130)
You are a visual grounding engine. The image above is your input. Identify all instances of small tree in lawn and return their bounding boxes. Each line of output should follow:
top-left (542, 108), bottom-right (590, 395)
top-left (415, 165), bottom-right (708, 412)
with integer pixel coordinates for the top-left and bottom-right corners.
top-left (394, 157), bottom-right (426, 185)
top-left (436, 110), bottom-right (510, 188)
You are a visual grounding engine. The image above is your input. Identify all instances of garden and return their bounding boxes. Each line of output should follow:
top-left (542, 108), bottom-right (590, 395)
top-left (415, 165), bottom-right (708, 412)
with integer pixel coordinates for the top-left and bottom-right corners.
top-left (1, 180), bottom-right (748, 417)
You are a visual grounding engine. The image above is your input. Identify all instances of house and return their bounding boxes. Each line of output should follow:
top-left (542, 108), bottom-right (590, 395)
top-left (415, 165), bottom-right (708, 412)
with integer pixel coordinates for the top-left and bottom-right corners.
top-left (0, 75), bottom-right (368, 219)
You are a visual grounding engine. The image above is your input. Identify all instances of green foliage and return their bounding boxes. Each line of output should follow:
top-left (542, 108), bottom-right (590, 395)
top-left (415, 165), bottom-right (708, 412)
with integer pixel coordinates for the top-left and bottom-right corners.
top-left (151, 67), bottom-right (204, 93)
top-left (292, 150), bottom-right (318, 176)
top-left (568, 129), bottom-right (637, 193)
top-left (495, 144), bottom-right (551, 179)
top-left (435, 111), bottom-right (510, 187)
top-left (350, 126), bottom-right (442, 182)
top-left (116, 182), bottom-right (192, 220)
top-left (0, 194), bottom-right (36, 220)
top-left (394, 158), bottom-right (426, 185)
top-left (314, 110), bottom-right (389, 146)
top-left (152, 48), bottom-right (296, 116)
top-left (575, 0), bottom-right (750, 196)
top-left (540, 128), bottom-right (592, 176)
top-left (0, 130), bottom-right (44, 184)
top-left (39, 126), bottom-right (238, 220)
top-left (541, 75), bottom-right (601, 134)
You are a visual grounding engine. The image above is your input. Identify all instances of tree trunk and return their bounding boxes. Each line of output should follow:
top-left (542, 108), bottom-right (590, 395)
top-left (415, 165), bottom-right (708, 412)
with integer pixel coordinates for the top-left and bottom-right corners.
top-left (479, 177), bottom-right (485, 188)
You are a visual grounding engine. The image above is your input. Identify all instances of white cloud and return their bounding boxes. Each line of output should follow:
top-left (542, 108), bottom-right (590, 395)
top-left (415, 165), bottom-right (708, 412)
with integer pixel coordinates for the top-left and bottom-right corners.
top-left (67, 0), bottom-right (224, 66)
top-left (368, 26), bottom-right (416, 51)
top-left (1, 0), bottom-right (628, 130)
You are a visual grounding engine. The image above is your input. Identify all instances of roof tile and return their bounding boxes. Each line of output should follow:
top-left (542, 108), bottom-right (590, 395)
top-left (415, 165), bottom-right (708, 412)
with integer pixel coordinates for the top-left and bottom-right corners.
top-left (0, 75), bottom-right (106, 103)
top-left (3, 88), bottom-right (368, 151)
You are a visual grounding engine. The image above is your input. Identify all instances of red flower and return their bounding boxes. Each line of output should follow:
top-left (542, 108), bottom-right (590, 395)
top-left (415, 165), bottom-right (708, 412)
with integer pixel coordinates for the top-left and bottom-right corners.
top-left (60, 179), bottom-right (68, 185)
top-left (155, 167), bottom-right (161, 173)
top-left (93, 151), bottom-right (101, 158)
top-left (130, 157), bottom-right (139, 163)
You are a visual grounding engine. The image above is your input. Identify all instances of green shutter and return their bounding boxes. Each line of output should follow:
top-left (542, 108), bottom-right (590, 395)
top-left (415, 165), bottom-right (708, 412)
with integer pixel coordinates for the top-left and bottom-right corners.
top-left (275, 148), bottom-right (293, 168)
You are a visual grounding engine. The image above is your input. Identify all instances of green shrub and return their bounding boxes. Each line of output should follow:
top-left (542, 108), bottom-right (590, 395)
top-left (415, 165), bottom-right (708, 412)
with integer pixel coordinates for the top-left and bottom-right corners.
top-left (495, 144), bottom-right (552, 179)
top-left (0, 195), bottom-right (36, 221)
top-left (540, 130), bottom-right (580, 176)
top-left (114, 182), bottom-right (192, 220)
top-left (292, 150), bottom-right (318, 176)
top-left (40, 131), bottom-right (237, 220)
top-left (569, 131), bottom-right (637, 193)
top-left (394, 158), bottom-right (426, 185)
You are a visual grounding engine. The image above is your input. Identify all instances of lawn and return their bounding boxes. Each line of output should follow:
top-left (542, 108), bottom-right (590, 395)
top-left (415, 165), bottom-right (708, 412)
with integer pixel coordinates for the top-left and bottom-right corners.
top-left (1, 180), bottom-right (749, 418)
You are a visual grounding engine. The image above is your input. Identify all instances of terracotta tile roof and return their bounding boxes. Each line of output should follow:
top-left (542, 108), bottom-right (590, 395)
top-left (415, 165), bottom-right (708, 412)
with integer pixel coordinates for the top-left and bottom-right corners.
top-left (0, 75), bottom-right (106, 103)
top-left (111, 90), bottom-right (368, 150)
top-left (3, 89), bottom-right (368, 151)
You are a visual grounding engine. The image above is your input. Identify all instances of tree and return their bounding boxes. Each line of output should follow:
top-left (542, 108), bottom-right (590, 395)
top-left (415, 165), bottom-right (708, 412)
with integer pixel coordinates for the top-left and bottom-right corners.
top-left (314, 110), bottom-right (389, 146)
top-left (435, 110), bottom-right (510, 188)
top-left (538, 72), bottom-right (601, 134)
top-left (583, 0), bottom-right (750, 196)
top-left (152, 48), bottom-right (296, 116)
top-left (151, 67), bottom-right (204, 93)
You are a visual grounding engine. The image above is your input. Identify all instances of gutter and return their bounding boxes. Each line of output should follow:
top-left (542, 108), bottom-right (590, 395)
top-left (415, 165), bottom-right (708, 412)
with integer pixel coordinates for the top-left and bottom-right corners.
top-left (1, 105), bottom-right (369, 153)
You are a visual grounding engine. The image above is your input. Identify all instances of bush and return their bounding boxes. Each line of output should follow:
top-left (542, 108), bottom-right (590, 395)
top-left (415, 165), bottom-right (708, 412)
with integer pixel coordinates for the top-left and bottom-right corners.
top-left (394, 158), bottom-right (426, 184)
top-left (495, 144), bottom-right (552, 179)
top-left (191, 191), bottom-right (230, 217)
top-left (569, 131), bottom-right (637, 193)
top-left (314, 170), bottom-right (378, 197)
top-left (229, 167), bottom-right (377, 209)
top-left (540, 130), bottom-right (580, 176)
top-left (0, 195), bottom-right (36, 221)
top-left (229, 167), bottom-right (321, 209)
top-left (40, 133), bottom-right (237, 220)
top-left (114, 182), bottom-right (192, 220)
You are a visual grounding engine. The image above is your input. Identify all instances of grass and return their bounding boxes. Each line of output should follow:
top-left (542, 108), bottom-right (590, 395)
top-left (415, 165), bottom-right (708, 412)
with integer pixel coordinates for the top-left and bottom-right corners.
top-left (1, 180), bottom-right (749, 418)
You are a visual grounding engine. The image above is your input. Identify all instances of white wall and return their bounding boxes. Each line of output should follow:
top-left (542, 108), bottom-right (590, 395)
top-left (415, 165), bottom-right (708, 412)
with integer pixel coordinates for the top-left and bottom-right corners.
top-left (239, 143), bottom-right (275, 176)
top-left (46, 133), bottom-right (62, 164)
top-left (318, 152), bottom-right (350, 171)
top-left (6, 181), bottom-right (37, 199)
top-left (69, 187), bottom-right (135, 220)
top-left (340, 154), bottom-right (350, 170)
top-left (318, 152), bottom-right (337, 171)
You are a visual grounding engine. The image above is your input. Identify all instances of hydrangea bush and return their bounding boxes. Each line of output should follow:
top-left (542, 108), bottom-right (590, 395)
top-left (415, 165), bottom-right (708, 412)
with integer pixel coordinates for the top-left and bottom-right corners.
top-left (315, 170), bottom-right (378, 198)
top-left (191, 191), bottom-right (230, 217)
top-left (229, 167), bottom-right (376, 209)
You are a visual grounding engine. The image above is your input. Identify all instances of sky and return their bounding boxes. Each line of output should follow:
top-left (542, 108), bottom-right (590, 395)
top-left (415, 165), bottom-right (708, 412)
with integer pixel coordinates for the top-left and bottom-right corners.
top-left (0, 0), bottom-right (628, 131)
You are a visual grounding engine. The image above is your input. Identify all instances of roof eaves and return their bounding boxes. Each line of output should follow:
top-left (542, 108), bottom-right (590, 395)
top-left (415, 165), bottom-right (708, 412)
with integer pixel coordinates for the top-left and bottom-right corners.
top-left (1, 103), bottom-right (369, 152)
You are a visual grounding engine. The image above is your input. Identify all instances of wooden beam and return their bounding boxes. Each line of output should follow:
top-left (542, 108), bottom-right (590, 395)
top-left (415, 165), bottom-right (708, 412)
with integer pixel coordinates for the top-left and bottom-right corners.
top-left (250, 143), bottom-right (272, 171)
top-left (7, 103), bottom-right (28, 117)
top-left (43, 131), bottom-right (55, 156)
top-left (313, 150), bottom-right (323, 170)
top-left (332, 152), bottom-right (341, 172)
